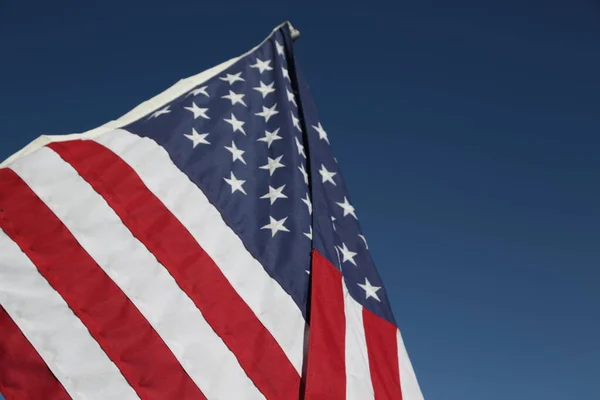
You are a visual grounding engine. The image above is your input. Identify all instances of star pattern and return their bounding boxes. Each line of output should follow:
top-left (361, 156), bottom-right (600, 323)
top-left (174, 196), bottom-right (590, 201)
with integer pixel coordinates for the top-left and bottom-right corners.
top-left (301, 193), bottom-right (312, 215)
top-left (275, 41), bottom-right (285, 56)
top-left (259, 155), bottom-right (285, 176)
top-left (256, 103), bottom-right (279, 122)
top-left (187, 85), bottom-right (209, 97)
top-left (224, 141), bottom-right (246, 164)
top-left (124, 25), bottom-right (395, 324)
top-left (304, 226), bottom-right (313, 240)
top-left (224, 172), bottom-right (246, 195)
top-left (254, 81), bottom-right (276, 98)
top-left (220, 72), bottom-right (244, 85)
top-left (257, 128), bottom-right (282, 148)
top-left (312, 122), bottom-right (329, 144)
top-left (224, 113), bottom-right (246, 135)
top-left (338, 243), bottom-right (358, 266)
top-left (185, 102), bottom-right (210, 120)
top-left (336, 197), bottom-right (357, 219)
top-left (286, 88), bottom-right (297, 107)
top-left (260, 184), bottom-right (287, 205)
top-left (149, 105), bottom-right (171, 119)
top-left (295, 137), bottom-right (306, 159)
top-left (222, 90), bottom-right (247, 106)
top-left (298, 164), bottom-right (308, 185)
top-left (358, 234), bottom-right (368, 249)
top-left (358, 278), bottom-right (382, 302)
top-left (319, 164), bottom-right (337, 186)
top-left (291, 112), bottom-right (301, 131)
top-left (184, 128), bottom-right (210, 148)
top-left (261, 216), bottom-right (290, 237)
top-left (250, 58), bottom-right (274, 74)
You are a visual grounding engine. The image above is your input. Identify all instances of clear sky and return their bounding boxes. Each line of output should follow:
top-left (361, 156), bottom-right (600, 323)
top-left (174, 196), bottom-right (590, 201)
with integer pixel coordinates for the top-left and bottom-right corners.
top-left (1, 1), bottom-right (599, 399)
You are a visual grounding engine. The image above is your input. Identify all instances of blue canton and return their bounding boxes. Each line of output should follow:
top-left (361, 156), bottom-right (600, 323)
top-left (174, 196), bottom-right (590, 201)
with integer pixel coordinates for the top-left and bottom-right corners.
top-left (124, 25), bottom-right (396, 325)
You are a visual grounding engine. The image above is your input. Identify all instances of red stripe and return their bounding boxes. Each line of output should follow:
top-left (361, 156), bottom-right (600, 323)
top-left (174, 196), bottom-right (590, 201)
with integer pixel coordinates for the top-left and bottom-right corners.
top-left (305, 250), bottom-right (346, 399)
top-left (0, 169), bottom-right (206, 400)
top-left (48, 140), bottom-right (302, 399)
top-left (363, 309), bottom-right (403, 400)
top-left (0, 305), bottom-right (71, 400)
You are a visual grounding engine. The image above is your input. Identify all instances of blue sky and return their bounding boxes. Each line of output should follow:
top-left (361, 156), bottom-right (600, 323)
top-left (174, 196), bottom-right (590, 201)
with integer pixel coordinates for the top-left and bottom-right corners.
top-left (1, 1), bottom-right (599, 399)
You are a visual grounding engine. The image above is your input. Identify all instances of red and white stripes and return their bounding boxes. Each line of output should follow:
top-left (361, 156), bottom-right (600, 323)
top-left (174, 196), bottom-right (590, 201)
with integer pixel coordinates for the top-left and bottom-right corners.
top-left (0, 305), bottom-right (70, 400)
top-left (0, 131), bottom-right (306, 399)
top-left (0, 129), bottom-right (423, 399)
top-left (305, 250), bottom-right (424, 400)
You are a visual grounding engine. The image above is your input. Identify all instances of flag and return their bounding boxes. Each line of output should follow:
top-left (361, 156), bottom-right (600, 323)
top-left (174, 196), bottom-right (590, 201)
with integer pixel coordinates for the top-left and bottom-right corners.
top-left (0, 22), bottom-right (424, 399)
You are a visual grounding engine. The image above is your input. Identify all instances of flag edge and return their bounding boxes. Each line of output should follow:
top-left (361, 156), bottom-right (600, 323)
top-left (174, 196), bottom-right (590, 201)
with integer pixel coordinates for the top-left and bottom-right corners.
top-left (1, 21), bottom-right (294, 168)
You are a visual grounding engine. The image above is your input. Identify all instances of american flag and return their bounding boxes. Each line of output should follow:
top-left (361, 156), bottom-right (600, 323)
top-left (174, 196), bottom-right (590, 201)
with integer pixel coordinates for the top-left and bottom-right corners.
top-left (0, 22), bottom-right (423, 399)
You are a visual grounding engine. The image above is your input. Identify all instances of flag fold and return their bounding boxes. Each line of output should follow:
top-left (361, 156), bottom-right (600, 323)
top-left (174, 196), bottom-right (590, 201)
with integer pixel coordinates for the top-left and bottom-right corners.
top-left (0, 22), bottom-right (424, 400)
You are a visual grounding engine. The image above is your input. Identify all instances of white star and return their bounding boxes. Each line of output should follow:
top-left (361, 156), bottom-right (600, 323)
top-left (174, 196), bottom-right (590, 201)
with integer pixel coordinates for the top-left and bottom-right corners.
top-left (219, 72), bottom-right (244, 85)
top-left (250, 58), bottom-right (273, 74)
top-left (304, 226), bottom-right (313, 240)
top-left (187, 85), bottom-right (209, 97)
top-left (149, 105), bottom-right (170, 119)
top-left (224, 141), bottom-right (246, 164)
top-left (184, 102), bottom-right (209, 120)
top-left (336, 196), bottom-right (357, 219)
top-left (301, 193), bottom-right (312, 215)
top-left (295, 137), bottom-right (306, 159)
top-left (260, 184), bottom-right (287, 205)
top-left (261, 216), bottom-right (290, 237)
top-left (184, 128), bottom-right (210, 148)
top-left (259, 155), bottom-right (285, 176)
top-left (282, 67), bottom-right (290, 81)
top-left (224, 113), bottom-right (246, 135)
top-left (222, 90), bottom-right (246, 106)
top-left (331, 216), bottom-right (337, 231)
top-left (286, 88), bottom-right (297, 106)
top-left (312, 122), bottom-right (329, 144)
top-left (337, 243), bottom-right (357, 266)
top-left (253, 81), bottom-right (275, 98)
top-left (255, 103), bottom-right (279, 122)
top-left (223, 172), bottom-right (246, 195)
top-left (291, 112), bottom-right (301, 131)
top-left (358, 234), bottom-right (368, 249)
top-left (275, 41), bottom-right (285, 56)
top-left (257, 128), bottom-right (282, 148)
top-left (358, 278), bottom-right (382, 302)
top-left (319, 164), bottom-right (337, 186)
top-left (298, 164), bottom-right (308, 184)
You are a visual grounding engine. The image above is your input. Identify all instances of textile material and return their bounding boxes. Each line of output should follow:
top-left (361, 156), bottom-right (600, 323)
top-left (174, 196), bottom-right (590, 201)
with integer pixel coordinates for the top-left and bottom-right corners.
top-left (0, 22), bottom-right (423, 399)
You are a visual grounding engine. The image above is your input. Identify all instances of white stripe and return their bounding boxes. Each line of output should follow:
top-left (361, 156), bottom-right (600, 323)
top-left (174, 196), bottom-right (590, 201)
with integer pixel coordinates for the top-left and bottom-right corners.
top-left (397, 329), bottom-right (425, 400)
top-left (10, 148), bottom-right (265, 400)
top-left (0, 231), bottom-right (139, 400)
top-left (94, 129), bottom-right (306, 373)
top-left (343, 281), bottom-right (375, 400)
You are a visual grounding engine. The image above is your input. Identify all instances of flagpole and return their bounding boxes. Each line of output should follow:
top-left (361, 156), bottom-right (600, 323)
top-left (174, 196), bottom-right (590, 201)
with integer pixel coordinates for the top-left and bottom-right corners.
top-left (288, 22), bottom-right (301, 41)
